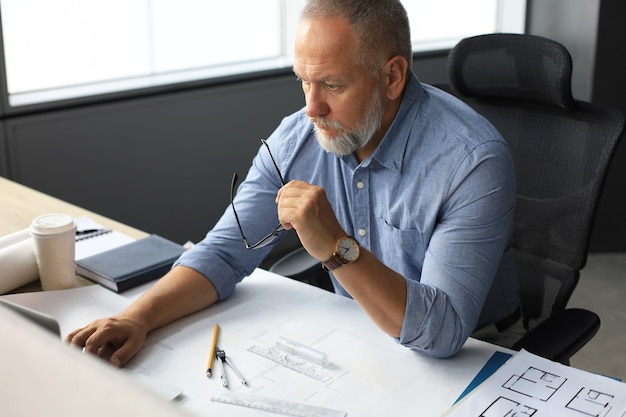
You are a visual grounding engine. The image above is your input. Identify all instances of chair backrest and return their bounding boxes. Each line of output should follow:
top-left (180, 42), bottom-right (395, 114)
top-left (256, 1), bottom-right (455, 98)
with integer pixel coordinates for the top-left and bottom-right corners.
top-left (446, 33), bottom-right (624, 331)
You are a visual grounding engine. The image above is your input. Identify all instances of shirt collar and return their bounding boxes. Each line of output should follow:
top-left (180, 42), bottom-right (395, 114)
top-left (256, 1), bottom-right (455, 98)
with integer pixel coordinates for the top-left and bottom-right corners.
top-left (345, 73), bottom-right (424, 173)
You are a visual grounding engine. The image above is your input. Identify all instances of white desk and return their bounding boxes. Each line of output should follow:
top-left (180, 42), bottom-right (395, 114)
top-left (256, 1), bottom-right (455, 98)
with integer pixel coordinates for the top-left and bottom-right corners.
top-left (3, 268), bottom-right (504, 417)
top-left (0, 177), bottom-right (503, 415)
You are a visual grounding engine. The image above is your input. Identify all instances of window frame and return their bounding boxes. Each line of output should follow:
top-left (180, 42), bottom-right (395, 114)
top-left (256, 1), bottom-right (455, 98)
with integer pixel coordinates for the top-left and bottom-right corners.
top-left (0, 0), bottom-right (526, 114)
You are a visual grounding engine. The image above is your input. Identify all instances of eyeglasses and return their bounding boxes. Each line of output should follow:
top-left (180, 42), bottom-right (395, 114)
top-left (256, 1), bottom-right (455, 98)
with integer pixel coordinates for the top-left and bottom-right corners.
top-left (231, 139), bottom-right (286, 249)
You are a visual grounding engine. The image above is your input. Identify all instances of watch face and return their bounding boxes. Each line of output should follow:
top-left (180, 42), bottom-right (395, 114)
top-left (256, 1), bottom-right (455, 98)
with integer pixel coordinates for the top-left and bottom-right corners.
top-left (337, 236), bottom-right (359, 262)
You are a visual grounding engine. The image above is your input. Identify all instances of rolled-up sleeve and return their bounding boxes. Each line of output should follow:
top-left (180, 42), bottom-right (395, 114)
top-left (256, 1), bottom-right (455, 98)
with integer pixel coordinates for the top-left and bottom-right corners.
top-left (399, 141), bottom-right (516, 357)
top-left (173, 130), bottom-right (292, 300)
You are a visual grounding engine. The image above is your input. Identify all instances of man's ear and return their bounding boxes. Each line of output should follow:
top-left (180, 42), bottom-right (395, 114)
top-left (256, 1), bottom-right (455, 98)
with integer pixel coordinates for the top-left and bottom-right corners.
top-left (383, 55), bottom-right (409, 100)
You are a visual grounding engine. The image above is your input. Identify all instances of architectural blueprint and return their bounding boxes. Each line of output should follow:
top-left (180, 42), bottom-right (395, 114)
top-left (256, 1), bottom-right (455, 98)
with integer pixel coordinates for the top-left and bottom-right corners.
top-left (445, 350), bottom-right (626, 417)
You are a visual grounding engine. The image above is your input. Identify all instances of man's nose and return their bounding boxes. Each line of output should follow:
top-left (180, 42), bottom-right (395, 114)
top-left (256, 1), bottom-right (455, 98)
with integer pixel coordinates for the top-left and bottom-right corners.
top-left (304, 85), bottom-right (329, 118)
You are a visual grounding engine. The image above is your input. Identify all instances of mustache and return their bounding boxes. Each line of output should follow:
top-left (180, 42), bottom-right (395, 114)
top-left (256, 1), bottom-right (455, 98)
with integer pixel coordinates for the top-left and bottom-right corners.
top-left (309, 117), bottom-right (343, 130)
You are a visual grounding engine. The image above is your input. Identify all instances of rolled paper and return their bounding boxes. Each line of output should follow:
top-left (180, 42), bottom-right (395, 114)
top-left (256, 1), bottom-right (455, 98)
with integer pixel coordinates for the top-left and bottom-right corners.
top-left (0, 229), bottom-right (31, 249)
top-left (0, 230), bottom-right (39, 294)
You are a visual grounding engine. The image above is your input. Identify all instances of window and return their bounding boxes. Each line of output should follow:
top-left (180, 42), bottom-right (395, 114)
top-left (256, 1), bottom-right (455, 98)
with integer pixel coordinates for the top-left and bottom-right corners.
top-left (0, 0), bottom-right (525, 107)
top-left (405, 0), bottom-right (526, 51)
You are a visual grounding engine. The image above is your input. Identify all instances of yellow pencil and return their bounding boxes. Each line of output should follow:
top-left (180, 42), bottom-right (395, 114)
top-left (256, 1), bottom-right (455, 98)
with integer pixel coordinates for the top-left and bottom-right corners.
top-left (206, 324), bottom-right (219, 378)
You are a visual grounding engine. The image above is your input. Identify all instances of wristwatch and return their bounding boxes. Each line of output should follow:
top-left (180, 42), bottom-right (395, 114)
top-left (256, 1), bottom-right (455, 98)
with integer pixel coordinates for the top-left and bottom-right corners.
top-left (321, 236), bottom-right (360, 271)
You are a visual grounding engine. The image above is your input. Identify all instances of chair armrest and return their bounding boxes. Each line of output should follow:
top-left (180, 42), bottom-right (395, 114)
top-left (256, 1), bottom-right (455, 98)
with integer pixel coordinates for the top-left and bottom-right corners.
top-left (511, 308), bottom-right (600, 365)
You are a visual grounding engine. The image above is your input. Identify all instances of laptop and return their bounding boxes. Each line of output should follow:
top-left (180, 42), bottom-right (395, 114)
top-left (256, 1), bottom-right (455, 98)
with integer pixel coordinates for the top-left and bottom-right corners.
top-left (0, 298), bottom-right (182, 401)
top-left (0, 298), bottom-right (60, 335)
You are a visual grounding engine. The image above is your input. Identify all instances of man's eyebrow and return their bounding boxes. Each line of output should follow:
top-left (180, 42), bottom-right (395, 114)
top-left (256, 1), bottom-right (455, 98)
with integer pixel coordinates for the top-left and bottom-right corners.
top-left (292, 71), bottom-right (344, 84)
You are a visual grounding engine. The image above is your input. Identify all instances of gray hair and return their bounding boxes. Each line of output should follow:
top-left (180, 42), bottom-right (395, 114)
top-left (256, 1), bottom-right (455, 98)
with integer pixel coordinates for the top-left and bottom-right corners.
top-left (301, 0), bottom-right (413, 77)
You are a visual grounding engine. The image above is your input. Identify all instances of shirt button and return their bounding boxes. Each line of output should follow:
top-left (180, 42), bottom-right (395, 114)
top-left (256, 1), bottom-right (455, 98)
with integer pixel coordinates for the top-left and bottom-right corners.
top-left (358, 229), bottom-right (367, 237)
top-left (356, 181), bottom-right (365, 189)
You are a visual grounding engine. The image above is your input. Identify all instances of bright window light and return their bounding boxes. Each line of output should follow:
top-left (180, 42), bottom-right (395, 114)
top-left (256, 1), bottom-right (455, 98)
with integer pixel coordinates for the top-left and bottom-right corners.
top-left (0, 0), bottom-right (525, 107)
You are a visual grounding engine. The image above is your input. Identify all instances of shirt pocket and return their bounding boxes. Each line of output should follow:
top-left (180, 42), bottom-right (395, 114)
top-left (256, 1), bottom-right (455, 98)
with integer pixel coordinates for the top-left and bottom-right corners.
top-left (373, 216), bottom-right (426, 279)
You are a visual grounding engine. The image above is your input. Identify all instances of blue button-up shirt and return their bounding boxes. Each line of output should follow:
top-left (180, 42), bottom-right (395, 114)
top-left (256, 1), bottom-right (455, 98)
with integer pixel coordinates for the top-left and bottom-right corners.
top-left (175, 73), bottom-right (518, 358)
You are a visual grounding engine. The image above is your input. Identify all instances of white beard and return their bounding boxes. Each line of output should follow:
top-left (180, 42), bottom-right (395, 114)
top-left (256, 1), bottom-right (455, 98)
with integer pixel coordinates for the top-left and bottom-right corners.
top-left (311, 90), bottom-right (384, 156)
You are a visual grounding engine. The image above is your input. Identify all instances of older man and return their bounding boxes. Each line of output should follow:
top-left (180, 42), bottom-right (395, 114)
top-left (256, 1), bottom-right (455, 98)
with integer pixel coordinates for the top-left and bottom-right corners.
top-left (68, 0), bottom-right (518, 363)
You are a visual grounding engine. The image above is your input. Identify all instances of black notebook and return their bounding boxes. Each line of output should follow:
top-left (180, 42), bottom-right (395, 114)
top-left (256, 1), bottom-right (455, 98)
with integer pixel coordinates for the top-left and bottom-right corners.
top-left (75, 234), bottom-right (186, 293)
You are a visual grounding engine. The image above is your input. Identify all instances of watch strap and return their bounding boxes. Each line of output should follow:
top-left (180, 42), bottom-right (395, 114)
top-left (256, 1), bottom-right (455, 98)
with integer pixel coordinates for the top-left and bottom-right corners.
top-left (321, 253), bottom-right (345, 271)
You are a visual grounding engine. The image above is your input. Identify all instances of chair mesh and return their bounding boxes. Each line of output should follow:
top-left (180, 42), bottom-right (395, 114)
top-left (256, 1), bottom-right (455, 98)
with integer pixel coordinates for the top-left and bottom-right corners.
top-left (446, 33), bottom-right (624, 330)
top-left (449, 33), bottom-right (575, 109)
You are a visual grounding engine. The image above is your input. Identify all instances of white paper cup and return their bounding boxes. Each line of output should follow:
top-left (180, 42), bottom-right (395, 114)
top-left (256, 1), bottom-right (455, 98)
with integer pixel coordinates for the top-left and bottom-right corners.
top-left (29, 214), bottom-right (77, 291)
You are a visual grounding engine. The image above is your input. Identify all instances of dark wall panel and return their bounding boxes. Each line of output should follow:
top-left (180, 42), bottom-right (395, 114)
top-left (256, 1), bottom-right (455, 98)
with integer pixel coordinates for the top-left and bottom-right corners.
top-left (6, 75), bottom-right (303, 246)
top-left (589, 0), bottom-right (626, 251)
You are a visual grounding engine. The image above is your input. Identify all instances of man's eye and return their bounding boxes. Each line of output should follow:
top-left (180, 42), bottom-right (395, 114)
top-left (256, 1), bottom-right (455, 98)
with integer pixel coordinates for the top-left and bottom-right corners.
top-left (325, 84), bottom-right (339, 91)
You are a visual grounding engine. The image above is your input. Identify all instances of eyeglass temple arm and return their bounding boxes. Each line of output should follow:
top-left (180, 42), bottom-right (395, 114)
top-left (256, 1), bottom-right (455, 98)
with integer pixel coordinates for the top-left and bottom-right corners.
top-left (260, 138), bottom-right (286, 185)
top-left (230, 172), bottom-right (252, 247)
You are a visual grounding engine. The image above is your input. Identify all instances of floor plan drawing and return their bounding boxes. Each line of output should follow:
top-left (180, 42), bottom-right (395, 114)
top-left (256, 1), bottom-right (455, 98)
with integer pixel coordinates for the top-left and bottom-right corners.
top-left (566, 387), bottom-right (614, 417)
top-left (502, 366), bottom-right (567, 401)
top-left (480, 397), bottom-right (537, 417)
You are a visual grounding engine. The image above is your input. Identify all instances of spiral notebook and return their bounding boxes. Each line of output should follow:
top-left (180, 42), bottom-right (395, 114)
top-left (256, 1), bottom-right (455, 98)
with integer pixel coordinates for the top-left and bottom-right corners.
top-left (75, 216), bottom-right (135, 260)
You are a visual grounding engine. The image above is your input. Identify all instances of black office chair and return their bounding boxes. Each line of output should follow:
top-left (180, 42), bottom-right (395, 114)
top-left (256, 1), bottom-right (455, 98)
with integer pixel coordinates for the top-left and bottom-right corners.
top-left (270, 33), bottom-right (623, 364)
top-left (444, 33), bottom-right (624, 364)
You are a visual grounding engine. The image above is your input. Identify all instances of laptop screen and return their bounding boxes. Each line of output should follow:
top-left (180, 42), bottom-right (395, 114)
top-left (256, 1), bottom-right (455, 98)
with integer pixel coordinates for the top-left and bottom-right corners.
top-left (0, 298), bottom-right (61, 336)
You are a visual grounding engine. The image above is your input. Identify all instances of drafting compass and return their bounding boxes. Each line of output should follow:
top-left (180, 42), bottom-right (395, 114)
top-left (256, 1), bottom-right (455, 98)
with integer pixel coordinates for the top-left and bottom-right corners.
top-left (215, 347), bottom-right (247, 388)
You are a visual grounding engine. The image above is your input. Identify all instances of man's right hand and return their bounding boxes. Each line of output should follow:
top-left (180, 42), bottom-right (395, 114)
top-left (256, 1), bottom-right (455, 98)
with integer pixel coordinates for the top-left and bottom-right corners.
top-left (66, 313), bottom-right (149, 367)
top-left (65, 265), bottom-right (219, 367)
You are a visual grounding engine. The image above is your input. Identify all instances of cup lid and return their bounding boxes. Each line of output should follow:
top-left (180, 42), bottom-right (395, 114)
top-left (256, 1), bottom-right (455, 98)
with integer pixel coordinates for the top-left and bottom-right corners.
top-left (30, 213), bottom-right (76, 234)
